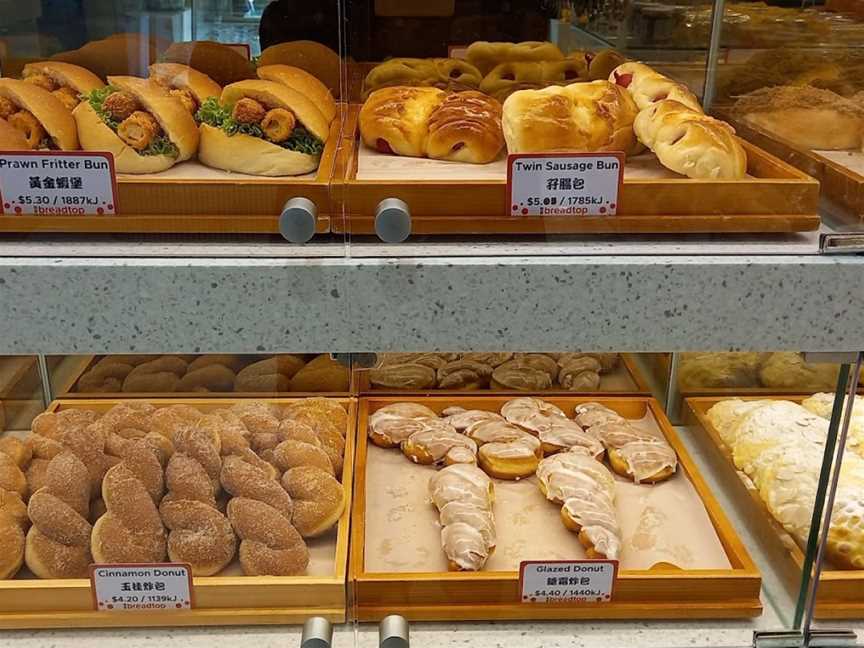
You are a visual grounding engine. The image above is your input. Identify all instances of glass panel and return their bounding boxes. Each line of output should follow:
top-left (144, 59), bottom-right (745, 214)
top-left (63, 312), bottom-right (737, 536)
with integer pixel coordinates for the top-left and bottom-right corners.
top-left (0, 354), bottom-right (43, 432)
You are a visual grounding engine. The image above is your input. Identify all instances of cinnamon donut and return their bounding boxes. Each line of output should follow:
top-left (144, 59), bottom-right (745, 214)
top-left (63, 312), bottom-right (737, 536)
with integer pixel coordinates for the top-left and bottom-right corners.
top-left (273, 439), bottom-right (334, 475)
top-left (0, 488), bottom-right (28, 579)
top-left (149, 403), bottom-right (202, 440)
top-left (226, 497), bottom-right (308, 576)
top-left (281, 465), bottom-right (344, 537)
top-left (160, 499), bottom-right (236, 576)
top-left (163, 427), bottom-right (222, 507)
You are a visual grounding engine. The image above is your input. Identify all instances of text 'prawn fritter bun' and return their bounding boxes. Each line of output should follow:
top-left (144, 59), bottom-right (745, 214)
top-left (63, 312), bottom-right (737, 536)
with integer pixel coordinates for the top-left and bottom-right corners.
top-left (0, 79), bottom-right (79, 151)
top-left (196, 80), bottom-right (329, 177)
top-left (74, 76), bottom-right (199, 174)
top-left (51, 33), bottom-right (169, 78)
top-left (258, 41), bottom-right (341, 95)
top-left (20, 62), bottom-right (104, 111)
top-left (257, 64), bottom-right (336, 124)
top-left (149, 63), bottom-right (222, 120)
top-left (160, 41), bottom-right (256, 87)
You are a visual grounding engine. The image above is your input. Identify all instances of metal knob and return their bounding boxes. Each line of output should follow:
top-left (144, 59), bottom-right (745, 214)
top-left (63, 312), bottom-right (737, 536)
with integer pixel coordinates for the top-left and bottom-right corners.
top-left (379, 614), bottom-right (409, 648)
top-left (374, 198), bottom-right (411, 243)
top-left (300, 616), bottom-right (333, 648)
top-left (279, 197), bottom-right (318, 244)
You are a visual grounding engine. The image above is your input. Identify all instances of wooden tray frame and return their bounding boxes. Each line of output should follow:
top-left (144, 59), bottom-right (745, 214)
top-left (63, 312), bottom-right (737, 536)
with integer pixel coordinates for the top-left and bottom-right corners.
top-left (0, 396), bottom-right (356, 629)
top-left (0, 111), bottom-right (345, 235)
top-left (56, 355), bottom-right (354, 400)
top-left (350, 395), bottom-right (762, 621)
top-left (334, 105), bottom-right (819, 235)
top-left (686, 395), bottom-right (864, 619)
top-left (353, 353), bottom-right (650, 396)
top-left (716, 108), bottom-right (864, 219)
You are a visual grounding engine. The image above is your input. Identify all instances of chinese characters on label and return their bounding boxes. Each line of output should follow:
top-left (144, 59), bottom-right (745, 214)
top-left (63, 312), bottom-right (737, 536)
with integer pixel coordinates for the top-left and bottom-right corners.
top-left (0, 152), bottom-right (117, 216)
top-left (507, 153), bottom-right (623, 217)
top-left (91, 564), bottom-right (193, 612)
top-left (520, 560), bottom-right (617, 604)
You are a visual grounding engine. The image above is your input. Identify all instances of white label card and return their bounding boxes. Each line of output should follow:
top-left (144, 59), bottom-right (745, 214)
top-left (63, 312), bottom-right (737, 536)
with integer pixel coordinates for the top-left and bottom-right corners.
top-left (91, 563), bottom-right (194, 612)
top-left (0, 151), bottom-right (118, 216)
top-left (507, 153), bottom-right (623, 217)
top-left (519, 560), bottom-right (618, 604)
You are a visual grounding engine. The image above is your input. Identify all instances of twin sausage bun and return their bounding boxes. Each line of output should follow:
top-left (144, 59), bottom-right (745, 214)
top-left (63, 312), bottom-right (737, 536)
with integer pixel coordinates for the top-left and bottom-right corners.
top-left (359, 87), bottom-right (505, 164)
top-left (74, 75), bottom-right (199, 173)
top-left (197, 76), bottom-right (331, 177)
top-left (611, 61), bottom-right (748, 179)
top-left (502, 80), bottom-right (641, 156)
top-left (0, 78), bottom-right (79, 151)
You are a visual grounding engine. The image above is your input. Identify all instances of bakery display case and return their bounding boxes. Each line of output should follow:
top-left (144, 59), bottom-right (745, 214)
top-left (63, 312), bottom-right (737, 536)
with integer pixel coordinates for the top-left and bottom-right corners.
top-left (0, 2), bottom-right (345, 237)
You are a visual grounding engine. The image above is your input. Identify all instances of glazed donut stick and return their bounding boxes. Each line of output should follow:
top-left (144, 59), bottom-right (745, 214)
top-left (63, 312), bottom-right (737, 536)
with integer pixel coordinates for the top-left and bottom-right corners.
top-left (429, 464), bottom-right (496, 571)
top-left (591, 421), bottom-right (677, 484)
top-left (25, 452), bottom-right (93, 578)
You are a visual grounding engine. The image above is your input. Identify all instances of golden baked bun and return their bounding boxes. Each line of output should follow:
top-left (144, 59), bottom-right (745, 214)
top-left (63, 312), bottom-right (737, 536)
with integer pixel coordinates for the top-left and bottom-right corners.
top-left (51, 33), bottom-right (168, 78)
top-left (74, 75), bottom-right (199, 173)
top-left (634, 100), bottom-right (748, 179)
top-left (479, 60), bottom-right (588, 102)
top-left (0, 117), bottom-right (29, 150)
top-left (288, 354), bottom-right (350, 392)
top-left (467, 41), bottom-right (564, 76)
top-left (0, 78), bottom-right (79, 150)
top-left (610, 62), bottom-right (702, 112)
top-left (198, 79), bottom-right (329, 177)
top-left (22, 61), bottom-right (104, 101)
top-left (161, 41), bottom-right (256, 87)
top-left (359, 86), bottom-right (446, 157)
top-left (586, 49), bottom-right (628, 81)
top-left (149, 63), bottom-right (222, 110)
top-left (426, 91), bottom-right (504, 163)
top-left (734, 86), bottom-right (864, 150)
top-left (503, 81), bottom-right (640, 155)
top-left (257, 64), bottom-right (336, 124)
top-left (258, 41), bottom-right (341, 96)
top-left (362, 58), bottom-right (482, 100)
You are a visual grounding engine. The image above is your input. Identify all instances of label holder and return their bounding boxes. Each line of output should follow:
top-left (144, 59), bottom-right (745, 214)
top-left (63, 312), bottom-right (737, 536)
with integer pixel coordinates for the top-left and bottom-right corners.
top-left (518, 559), bottom-right (619, 604)
top-left (90, 562), bottom-right (194, 613)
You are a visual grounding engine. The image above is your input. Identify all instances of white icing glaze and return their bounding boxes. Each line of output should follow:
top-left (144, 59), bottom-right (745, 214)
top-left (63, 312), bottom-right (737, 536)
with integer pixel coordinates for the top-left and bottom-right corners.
top-left (444, 409), bottom-right (504, 432)
top-left (500, 397), bottom-right (567, 434)
top-left (616, 439), bottom-right (678, 483)
top-left (539, 418), bottom-right (604, 457)
top-left (562, 497), bottom-right (622, 560)
top-left (573, 402), bottom-right (624, 429)
top-left (403, 426), bottom-right (477, 464)
top-left (441, 522), bottom-right (489, 571)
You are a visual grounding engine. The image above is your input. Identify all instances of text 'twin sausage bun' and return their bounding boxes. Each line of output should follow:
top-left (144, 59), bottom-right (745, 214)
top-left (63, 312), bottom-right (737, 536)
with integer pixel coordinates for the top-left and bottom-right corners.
top-left (20, 62), bottom-right (104, 111)
top-left (74, 75), bottom-right (199, 174)
top-left (149, 63), bottom-right (222, 121)
top-left (196, 79), bottom-right (329, 176)
top-left (256, 64), bottom-right (336, 125)
top-left (0, 79), bottom-right (79, 150)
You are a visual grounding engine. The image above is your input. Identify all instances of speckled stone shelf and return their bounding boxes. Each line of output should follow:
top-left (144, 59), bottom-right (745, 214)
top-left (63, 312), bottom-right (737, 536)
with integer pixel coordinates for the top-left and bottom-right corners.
top-left (0, 253), bottom-right (861, 353)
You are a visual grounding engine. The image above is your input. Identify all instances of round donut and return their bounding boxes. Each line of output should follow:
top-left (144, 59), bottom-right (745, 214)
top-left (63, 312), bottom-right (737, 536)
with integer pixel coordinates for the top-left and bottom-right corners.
top-left (465, 419), bottom-right (542, 480)
top-left (401, 427), bottom-right (477, 466)
top-left (281, 465), bottom-right (344, 538)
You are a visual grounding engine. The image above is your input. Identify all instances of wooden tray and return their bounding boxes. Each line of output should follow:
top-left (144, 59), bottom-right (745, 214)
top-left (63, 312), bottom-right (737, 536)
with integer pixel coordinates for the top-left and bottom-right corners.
top-left (0, 397), bottom-right (355, 628)
top-left (354, 353), bottom-right (650, 396)
top-left (716, 109), bottom-right (864, 219)
top-left (56, 355), bottom-right (353, 400)
top-left (686, 395), bottom-right (864, 619)
top-left (0, 112), bottom-right (344, 235)
top-left (351, 395), bottom-right (762, 621)
top-left (335, 105), bottom-right (819, 235)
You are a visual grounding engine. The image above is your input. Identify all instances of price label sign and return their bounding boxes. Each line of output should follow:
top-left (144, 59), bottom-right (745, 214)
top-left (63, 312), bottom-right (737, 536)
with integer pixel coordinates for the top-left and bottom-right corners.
top-left (90, 563), bottom-right (194, 612)
top-left (507, 152), bottom-right (623, 217)
top-left (0, 151), bottom-right (118, 216)
top-left (519, 560), bottom-right (618, 604)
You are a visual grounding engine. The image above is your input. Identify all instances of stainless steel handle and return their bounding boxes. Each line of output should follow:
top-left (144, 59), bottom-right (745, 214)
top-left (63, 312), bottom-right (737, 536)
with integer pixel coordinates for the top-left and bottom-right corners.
top-left (279, 197), bottom-right (318, 244)
top-left (379, 614), bottom-right (409, 648)
top-left (375, 198), bottom-right (411, 243)
top-left (300, 616), bottom-right (333, 648)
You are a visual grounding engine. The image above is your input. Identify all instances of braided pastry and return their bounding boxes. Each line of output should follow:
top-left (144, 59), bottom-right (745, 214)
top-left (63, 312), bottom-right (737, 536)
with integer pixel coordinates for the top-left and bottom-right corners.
top-left (536, 450), bottom-right (622, 560)
top-left (160, 499), bottom-right (236, 575)
top-left (610, 62), bottom-right (702, 112)
top-left (281, 466), bottom-right (344, 537)
top-left (0, 438), bottom-right (30, 579)
top-left (466, 41), bottom-right (564, 76)
top-left (76, 358), bottom-right (134, 393)
top-left (428, 464), bottom-right (496, 571)
top-left (491, 363), bottom-right (553, 391)
top-left (359, 87), bottom-right (505, 163)
top-left (91, 443), bottom-right (167, 564)
top-left (149, 403), bottom-right (202, 441)
top-left (557, 356), bottom-right (602, 391)
top-left (464, 419), bottom-right (541, 480)
top-left (369, 363), bottom-right (437, 390)
top-left (633, 100), bottom-right (747, 180)
top-left (479, 60), bottom-right (588, 102)
top-left (163, 426), bottom-right (222, 508)
top-left (502, 81), bottom-right (641, 156)
top-left (281, 403), bottom-right (345, 477)
top-left (221, 455), bottom-right (308, 575)
top-left (197, 410), bottom-right (277, 478)
top-left (234, 356), bottom-right (305, 393)
top-left (25, 452), bottom-right (93, 578)
top-left (436, 359), bottom-right (494, 390)
top-left (362, 58), bottom-right (483, 99)
top-left (122, 355), bottom-right (189, 392)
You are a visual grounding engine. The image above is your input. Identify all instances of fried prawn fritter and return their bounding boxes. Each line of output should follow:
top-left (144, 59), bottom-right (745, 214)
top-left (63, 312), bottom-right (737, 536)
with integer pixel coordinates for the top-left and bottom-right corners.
top-left (103, 91), bottom-right (140, 121)
top-left (261, 108), bottom-right (296, 143)
top-left (8, 110), bottom-right (45, 149)
top-left (232, 97), bottom-right (266, 124)
top-left (169, 87), bottom-right (197, 114)
top-left (23, 74), bottom-right (57, 92)
top-left (117, 110), bottom-right (161, 150)
top-left (52, 86), bottom-right (81, 111)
